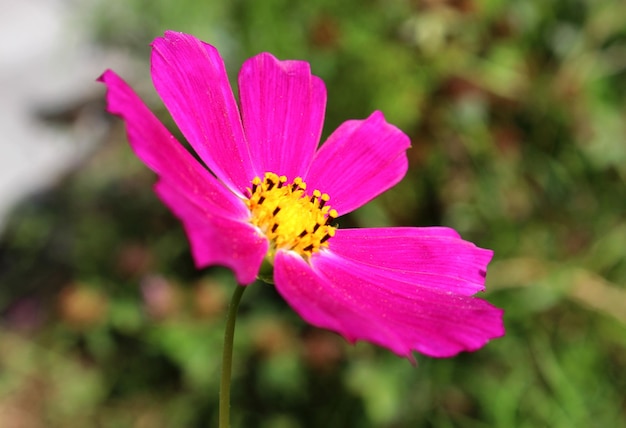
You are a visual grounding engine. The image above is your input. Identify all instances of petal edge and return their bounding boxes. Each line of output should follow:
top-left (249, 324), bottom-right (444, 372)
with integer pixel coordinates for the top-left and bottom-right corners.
top-left (155, 180), bottom-right (268, 285)
top-left (150, 31), bottom-right (256, 195)
top-left (305, 111), bottom-right (410, 216)
top-left (238, 53), bottom-right (326, 179)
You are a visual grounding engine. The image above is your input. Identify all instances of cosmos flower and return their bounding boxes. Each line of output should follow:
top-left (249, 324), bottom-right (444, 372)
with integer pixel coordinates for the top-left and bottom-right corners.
top-left (99, 31), bottom-right (504, 360)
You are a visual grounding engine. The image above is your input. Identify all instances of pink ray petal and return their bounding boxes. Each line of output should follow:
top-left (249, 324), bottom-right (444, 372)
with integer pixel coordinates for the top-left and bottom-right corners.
top-left (328, 227), bottom-right (492, 295)
top-left (155, 180), bottom-right (268, 285)
top-left (98, 70), bottom-right (248, 220)
top-left (274, 249), bottom-right (504, 359)
top-left (151, 31), bottom-right (256, 195)
top-left (304, 111), bottom-right (410, 216)
top-left (274, 251), bottom-right (406, 351)
top-left (238, 53), bottom-right (326, 180)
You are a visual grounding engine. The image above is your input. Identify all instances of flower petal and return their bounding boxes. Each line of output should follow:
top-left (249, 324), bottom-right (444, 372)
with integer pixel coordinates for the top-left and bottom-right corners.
top-left (98, 69), bottom-right (248, 220)
top-left (155, 180), bottom-right (268, 285)
top-left (274, 249), bottom-right (504, 359)
top-left (304, 111), bottom-right (410, 216)
top-left (238, 53), bottom-right (326, 180)
top-left (328, 227), bottom-right (492, 295)
top-left (151, 31), bottom-right (255, 195)
top-left (274, 251), bottom-right (404, 351)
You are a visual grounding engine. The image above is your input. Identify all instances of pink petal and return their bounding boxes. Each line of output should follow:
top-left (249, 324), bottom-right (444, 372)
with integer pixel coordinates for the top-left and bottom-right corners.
top-left (155, 181), bottom-right (268, 285)
top-left (274, 251), bottom-right (404, 350)
top-left (151, 31), bottom-right (256, 195)
top-left (274, 249), bottom-right (504, 359)
top-left (328, 227), bottom-right (492, 295)
top-left (98, 70), bottom-right (248, 220)
top-left (238, 53), bottom-right (326, 180)
top-left (304, 111), bottom-right (410, 216)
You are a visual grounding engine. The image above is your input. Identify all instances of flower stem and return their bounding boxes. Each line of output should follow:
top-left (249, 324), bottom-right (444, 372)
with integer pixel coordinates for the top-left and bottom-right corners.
top-left (219, 284), bottom-right (246, 428)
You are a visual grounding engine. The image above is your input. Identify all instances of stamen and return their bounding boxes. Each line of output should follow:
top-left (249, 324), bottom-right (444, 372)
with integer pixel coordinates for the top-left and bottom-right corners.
top-left (266, 177), bottom-right (275, 190)
top-left (319, 193), bottom-right (330, 208)
top-left (245, 172), bottom-right (338, 260)
top-left (325, 209), bottom-right (338, 225)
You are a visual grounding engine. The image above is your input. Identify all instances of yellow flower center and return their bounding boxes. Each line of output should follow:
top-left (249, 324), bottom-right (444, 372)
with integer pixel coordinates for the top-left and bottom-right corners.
top-left (245, 172), bottom-right (337, 260)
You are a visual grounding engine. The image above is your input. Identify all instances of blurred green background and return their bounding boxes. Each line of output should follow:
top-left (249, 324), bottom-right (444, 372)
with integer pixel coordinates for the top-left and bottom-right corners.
top-left (1, 0), bottom-right (626, 426)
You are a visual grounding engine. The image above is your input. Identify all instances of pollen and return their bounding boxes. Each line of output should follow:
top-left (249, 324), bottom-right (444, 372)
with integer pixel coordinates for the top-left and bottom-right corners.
top-left (245, 172), bottom-right (337, 260)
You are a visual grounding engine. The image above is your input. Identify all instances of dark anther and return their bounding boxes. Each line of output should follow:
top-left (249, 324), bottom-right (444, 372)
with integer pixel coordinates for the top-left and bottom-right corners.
top-left (272, 207), bottom-right (281, 216)
top-left (298, 229), bottom-right (308, 238)
top-left (271, 223), bottom-right (279, 233)
top-left (258, 196), bottom-right (265, 204)
top-left (325, 216), bottom-right (335, 226)
top-left (251, 183), bottom-right (258, 194)
top-left (303, 244), bottom-right (314, 252)
top-left (319, 199), bottom-right (326, 208)
top-left (320, 234), bottom-right (331, 244)
top-left (267, 179), bottom-right (275, 190)
top-left (312, 223), bottom-right (320, 232)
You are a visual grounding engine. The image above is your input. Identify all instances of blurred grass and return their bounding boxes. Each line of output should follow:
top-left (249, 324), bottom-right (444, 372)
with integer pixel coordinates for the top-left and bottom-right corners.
top-left (1, 0), bottom-right (626, 426)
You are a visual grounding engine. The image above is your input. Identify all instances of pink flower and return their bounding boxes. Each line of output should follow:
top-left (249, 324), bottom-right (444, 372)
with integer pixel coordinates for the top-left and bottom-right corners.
top-left (99, 31), bottom-right (504, 360)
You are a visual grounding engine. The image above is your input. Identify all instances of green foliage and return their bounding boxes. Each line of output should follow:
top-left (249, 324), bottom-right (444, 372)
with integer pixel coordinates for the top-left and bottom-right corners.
top-left (2, 0), bottom-right (626, 426)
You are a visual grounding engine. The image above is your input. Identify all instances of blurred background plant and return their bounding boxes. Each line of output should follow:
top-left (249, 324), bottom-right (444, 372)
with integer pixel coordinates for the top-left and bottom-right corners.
top-left (1, 0), bottom-right (625, 427)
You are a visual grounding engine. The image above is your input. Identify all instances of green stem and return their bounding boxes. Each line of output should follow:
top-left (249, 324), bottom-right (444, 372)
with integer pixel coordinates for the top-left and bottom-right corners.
top-left (219, 284), bottom-right (246, 428)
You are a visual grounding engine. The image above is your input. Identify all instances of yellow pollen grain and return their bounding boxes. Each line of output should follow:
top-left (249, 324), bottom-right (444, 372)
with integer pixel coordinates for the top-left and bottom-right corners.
top-left (245, 172), bottom-right (337, 260)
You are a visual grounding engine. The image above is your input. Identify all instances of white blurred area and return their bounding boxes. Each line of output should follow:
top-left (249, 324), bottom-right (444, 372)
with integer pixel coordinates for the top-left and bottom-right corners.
top-left (0, 0), bottom-right (129, 230)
